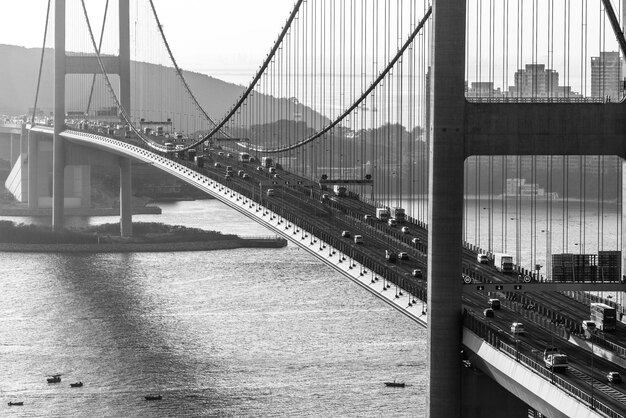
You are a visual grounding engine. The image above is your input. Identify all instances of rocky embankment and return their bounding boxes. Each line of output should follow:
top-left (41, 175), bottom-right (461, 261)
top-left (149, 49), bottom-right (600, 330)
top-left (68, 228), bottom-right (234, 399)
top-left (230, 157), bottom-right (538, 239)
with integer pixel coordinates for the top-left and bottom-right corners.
top-left (0, 221), bottom-right (288, 253)
top-left (0, 237), bottom-right (287, 253)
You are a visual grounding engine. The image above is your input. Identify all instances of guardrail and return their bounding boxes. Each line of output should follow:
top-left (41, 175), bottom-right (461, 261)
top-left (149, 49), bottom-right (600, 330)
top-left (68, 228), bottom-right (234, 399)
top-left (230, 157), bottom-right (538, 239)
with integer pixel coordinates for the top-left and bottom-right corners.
top-left (464, 311), bottom-right (624, 418)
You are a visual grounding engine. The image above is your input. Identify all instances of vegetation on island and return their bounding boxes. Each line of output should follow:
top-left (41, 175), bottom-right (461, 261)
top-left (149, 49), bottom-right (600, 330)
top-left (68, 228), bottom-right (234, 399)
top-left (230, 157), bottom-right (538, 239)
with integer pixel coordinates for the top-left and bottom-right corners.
top-left (0, 221), bottom-right (238, 244)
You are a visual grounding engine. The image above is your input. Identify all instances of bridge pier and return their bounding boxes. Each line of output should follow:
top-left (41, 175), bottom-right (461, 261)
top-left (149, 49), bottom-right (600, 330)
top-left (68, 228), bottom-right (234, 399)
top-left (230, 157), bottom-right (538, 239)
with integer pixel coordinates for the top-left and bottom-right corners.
top-left (10, 132), bottom-right (22, 166)
top-left (52, 0), bottom-right (65, 231)
top-left (119, 157), bottom-right (132, 237)
top-left (27, 131), bottom-right (39, 209)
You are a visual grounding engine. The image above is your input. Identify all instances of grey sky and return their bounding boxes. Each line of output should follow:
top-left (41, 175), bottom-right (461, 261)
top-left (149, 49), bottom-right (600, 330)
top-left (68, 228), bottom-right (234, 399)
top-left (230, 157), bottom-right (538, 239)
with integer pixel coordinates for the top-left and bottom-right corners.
top-left (0, 1), bottom-right (296, 83)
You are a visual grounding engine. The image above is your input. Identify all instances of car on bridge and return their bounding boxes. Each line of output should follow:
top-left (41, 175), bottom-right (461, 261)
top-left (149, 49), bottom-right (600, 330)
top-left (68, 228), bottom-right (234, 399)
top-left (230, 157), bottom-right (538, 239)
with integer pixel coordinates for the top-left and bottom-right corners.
top-left (488, 298), bottom-right (501, 310)
top-left (266, 189), bottom-right (275, 197)
top-left (385, 250), bottom-right (397, 263)
top-left (483, 308), bottom-right (494, 318)
top-left (256, 166), bottom-right (264, 171)
top-left (387, 219), bottom-right (398, 227)
top-left (510, 322), bottom-right (526, 334)
top-left (398, 252), bottom-right (409, 260)
top-left (363, 215), bottom-right (373, 222)
top-left (401, 226), bottom-right (410, 234)
top-left (412, 269), bottom-right (423, 278)
top-left (354, 235), bottom-right (363, 244)
top-left (477, 253), bottom-right (489, 264)
top-left (214, 162), bottom-right (221, 168)
top-left (341, 230), bottom-right (351, 238)
top-left (607, 372), bottom-right (622, 383)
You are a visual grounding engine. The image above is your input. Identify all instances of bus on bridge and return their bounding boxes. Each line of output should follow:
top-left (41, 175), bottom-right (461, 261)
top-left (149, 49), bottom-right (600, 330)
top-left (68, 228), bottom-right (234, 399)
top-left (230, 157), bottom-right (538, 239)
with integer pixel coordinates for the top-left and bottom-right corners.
top-left (590, 302), bottom-right (617, 332)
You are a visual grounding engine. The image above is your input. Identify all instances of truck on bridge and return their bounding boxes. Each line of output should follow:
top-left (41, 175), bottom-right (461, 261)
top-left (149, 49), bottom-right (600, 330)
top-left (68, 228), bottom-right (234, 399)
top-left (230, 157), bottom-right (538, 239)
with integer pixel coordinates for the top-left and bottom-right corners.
top-left (261, 157), bottom-right (274, 168)
top-left (376, 207), bottom-right (390, 222)
top-left (493, 253), bottom-right (514, 274)
top-left (543, 347), bottom-right (568, 372)
top-left (333, 185), bottom-right (347, 197)
top-left (391, 207), bottom-right (406, 222)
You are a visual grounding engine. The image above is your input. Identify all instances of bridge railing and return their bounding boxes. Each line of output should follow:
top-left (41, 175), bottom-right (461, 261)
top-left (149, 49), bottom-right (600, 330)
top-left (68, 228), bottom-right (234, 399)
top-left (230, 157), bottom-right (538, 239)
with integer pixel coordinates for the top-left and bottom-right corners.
top-left (464, 311), bottom-right (624, 418)
top-left (466, 97), bottom-right (607, 104)
top-left (127, 139), bottom-right (430, 304)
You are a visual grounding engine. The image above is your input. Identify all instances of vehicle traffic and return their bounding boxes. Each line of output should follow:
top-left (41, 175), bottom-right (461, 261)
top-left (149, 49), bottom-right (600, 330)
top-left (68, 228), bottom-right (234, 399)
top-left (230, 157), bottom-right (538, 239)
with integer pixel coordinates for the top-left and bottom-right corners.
top-left (543, 347), bottom-right (568, 372)
top-left (590, 303), bottom-right (616, 332)
top-left (510, 322), bottom-right (526, 334)
top-left (493, 253), bottom-right (514, 273)
top-left (488, 298), bottom-right (500, 310)
top-left (376, 207), bottom-right (390, 222)
top-left (391, 207), bottom-right (406, 222)
top-left (607, 371), bottom-right (622, 383)
top-left (262, 157), bottom-right (274, 168)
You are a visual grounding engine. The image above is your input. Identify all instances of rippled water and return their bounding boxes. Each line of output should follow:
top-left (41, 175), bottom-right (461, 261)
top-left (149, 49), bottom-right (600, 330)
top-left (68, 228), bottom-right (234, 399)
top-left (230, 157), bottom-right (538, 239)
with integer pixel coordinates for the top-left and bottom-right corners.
top-left (0, 200), bottom-right (427, 417)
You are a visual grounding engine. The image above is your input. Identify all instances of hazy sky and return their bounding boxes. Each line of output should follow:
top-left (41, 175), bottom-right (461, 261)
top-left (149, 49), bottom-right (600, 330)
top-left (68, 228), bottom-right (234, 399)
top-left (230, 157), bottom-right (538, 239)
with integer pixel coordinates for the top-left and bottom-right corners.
top-left (0, 1), bottom-right (296, 82)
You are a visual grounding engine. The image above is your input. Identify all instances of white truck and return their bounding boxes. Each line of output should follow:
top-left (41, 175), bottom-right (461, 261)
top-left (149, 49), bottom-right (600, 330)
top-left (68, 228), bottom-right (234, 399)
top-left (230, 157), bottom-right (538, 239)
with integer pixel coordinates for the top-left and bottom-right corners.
top-left (543, 347), bottom-right (568, 372)
top-left (376, 207), bottom-right (390, 222)
top-left (333, 185), bottom-right (347, 197)
top-left (391, 207), bottom-right (406, 222)
top-left (493, 253), bottom-right (514, 273)
top-left (261, 157), bottom-right (274, 168)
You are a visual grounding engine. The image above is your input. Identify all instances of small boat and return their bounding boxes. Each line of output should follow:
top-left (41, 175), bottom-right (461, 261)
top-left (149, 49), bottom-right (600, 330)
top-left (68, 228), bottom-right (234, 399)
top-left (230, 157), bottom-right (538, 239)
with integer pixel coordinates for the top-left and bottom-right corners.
top-left (70, 382), bottom-right (83, 388)
top-left (8, 401), bottom-right (24, 406)
top-left (47, 374), bottom-right (61, 383)
top-left (384, 380), bottom-right (406, 388)
top-left (144, 394), bottom-right (162, 401)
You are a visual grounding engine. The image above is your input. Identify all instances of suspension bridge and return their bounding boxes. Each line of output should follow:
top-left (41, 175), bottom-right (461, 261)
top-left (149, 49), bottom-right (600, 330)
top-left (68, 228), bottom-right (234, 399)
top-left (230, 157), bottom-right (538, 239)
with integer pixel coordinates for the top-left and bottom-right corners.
top-left (2, 0), bottom-right (626, 416)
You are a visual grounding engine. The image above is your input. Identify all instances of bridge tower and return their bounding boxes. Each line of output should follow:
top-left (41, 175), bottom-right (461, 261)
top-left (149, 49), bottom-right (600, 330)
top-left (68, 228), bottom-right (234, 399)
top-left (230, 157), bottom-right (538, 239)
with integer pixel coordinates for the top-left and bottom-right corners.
top-left (427, 1), bottom-right (466, 416)
top-left (53, 0), bottom-right (132, 235)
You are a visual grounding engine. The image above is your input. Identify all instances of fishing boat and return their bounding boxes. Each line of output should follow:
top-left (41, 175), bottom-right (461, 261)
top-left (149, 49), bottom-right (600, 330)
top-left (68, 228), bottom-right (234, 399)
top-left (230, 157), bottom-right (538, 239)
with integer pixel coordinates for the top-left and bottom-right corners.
top-left (46, 374), bottom-right (61, 383)
top-left (70, 382), bottom-right (83, 388)
top-left (384, 380), bottom-right (406, 388)
top-left (144, 394), bottom-right (163, 401)
top-left (8, 401), bottom-right (24, 406)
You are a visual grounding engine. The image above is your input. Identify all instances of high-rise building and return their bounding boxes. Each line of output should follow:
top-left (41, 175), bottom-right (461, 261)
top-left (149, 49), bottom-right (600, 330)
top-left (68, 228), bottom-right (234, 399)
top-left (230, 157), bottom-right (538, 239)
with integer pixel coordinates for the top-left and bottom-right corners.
top-left (466, 81), bottom-right (504, 98)
top-left (591, 51), bottom-right (622, 101)
top-left (509, 64), bottom-right (560, 97)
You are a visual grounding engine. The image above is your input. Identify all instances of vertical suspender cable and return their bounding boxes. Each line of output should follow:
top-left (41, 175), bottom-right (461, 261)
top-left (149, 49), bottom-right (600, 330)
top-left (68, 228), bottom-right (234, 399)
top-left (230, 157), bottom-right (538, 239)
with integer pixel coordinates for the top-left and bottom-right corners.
top-left (31, 0), bottom-right (52, 125)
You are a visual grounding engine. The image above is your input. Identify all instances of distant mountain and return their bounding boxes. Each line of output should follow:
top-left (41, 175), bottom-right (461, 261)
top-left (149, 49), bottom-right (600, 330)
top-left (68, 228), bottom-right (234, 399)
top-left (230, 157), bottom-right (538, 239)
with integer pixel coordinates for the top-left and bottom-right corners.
top-left (0, 44), bottom-right (325, 128)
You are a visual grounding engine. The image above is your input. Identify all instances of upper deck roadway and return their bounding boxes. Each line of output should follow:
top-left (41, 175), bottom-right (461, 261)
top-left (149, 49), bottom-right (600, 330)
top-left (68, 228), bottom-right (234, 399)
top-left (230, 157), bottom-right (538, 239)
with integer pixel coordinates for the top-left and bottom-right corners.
top-left (29, 124), bottom-right (626, 417)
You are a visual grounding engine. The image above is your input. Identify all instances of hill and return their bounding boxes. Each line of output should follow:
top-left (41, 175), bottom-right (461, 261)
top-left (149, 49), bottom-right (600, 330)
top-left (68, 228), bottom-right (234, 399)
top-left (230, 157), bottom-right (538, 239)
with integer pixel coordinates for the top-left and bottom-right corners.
top-left (0, 44), bottom-right (324, 128)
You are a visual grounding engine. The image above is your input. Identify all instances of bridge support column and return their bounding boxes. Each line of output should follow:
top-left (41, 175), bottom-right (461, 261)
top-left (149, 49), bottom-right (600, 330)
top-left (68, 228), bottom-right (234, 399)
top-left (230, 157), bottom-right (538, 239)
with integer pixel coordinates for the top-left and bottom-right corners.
top-left (27, 131), bottom-right (39, 209)
top-left (52, 0), bottom-right (65, 231)
top-left (10, 133), bottom-right (20, 166)
top-left (427, 1), bottom-right (466, 417)
top-left (119, 156), bottom-right (132, 237)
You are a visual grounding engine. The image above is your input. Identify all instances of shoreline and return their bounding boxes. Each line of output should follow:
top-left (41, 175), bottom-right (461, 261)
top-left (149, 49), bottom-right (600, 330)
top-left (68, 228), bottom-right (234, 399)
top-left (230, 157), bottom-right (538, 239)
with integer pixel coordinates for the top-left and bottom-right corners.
top-left (0, 206), bottom-right (162, 217)
top-left (0, 237), bottom-right (288, 253)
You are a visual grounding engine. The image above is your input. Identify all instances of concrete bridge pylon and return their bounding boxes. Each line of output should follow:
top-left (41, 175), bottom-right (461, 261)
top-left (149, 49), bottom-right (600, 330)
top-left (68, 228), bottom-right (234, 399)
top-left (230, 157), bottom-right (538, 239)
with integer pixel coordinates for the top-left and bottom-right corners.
top-left (53, 0), bottom-right (132, 235)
